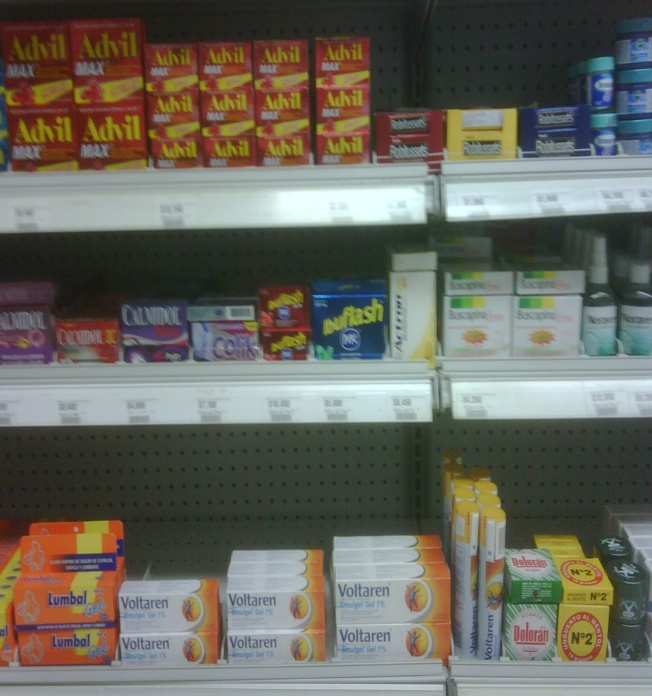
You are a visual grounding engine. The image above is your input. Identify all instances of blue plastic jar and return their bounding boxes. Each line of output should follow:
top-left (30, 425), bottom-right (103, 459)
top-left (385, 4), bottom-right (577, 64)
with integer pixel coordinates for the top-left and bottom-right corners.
top-left (591, 112), bottom-right (618, 155)
top-left (617, 118), bottom-right (652, 155)
top-left (617, 68), bottom-right (652, 119)
top-left (616, 18), bottom-right (652, 69)
top-left (585, 57), bottom-right (615, 110)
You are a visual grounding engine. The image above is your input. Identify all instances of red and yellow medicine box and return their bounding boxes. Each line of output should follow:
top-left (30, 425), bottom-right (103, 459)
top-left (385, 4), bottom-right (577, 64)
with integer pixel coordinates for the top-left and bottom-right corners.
top-left (198, 42), bottom-right (252, 92)
top-left (151, 136), bottom-right (202, 169)
top-left (20, 533), bottom-right (117, 575)
top-left (254, 40), bottom-right (308, 90)
top-left (7, 106), bottom-right (78, 172)
top-left (145, 44), bottom-right (198, 94)
top-left (375, 110), bottom-right (444, 172)
top-left (200, 87), bottom-right (254, 137)
top-left (257, 132), bottom-right (310, 166)
top-left (70, 18), bottom-right (144, 105)
top-left (1, 22), bottom-right (73, 106)
top-left (147, 91), bottom-right (200, 140)
top-left (18, 626), bottom-right (118, 666)
top-left (76, 99), bottom-right (147, 169)
top-left (316, 131), bottom-right (370, 165)
top-left (316, 85), bottom-right (370, 132)
top-left (203, 134), bottom-right (255, 167)
top-left (315, 37), bottom-right (370, 88)
top-left (261, 329), bottom-right (310, 361)
top-left (259, 286), bottom-right (310, 329)
top-left (557, 603), bottom-right (609, 662)
top-left (555, 558), bottom-right (614, 605)
top-left (255, 86), bottom-right (310, 137)
top-left (29, 521), bottom-right (124, 557)
top-left (55, 318), bottom-right (120, 364)
top-left (0, 595), bottom-right (16, 666)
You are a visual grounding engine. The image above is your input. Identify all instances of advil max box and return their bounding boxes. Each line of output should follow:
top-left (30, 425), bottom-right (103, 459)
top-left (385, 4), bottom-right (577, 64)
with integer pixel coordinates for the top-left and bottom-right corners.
top-left (312, 280), bottom-right (387, 360)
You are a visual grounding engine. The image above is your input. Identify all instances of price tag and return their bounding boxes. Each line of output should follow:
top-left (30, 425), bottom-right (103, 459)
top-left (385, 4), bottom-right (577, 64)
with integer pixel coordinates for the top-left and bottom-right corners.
top-left (460, 393), bottom-right (489, 418)
top-left (158, 201), bottom-right (194, 228)
top-left (632, 391), bottom-right (652, 417)
top-left (387, 198), bottom-right (413, 223)
top-left (323, 396), bottom-right (351, 422)
top-left (197, 398), bottom-right (223, 424)
top-left (125, 398), bottom-right (158, 425)
top-left (531, 191), bottom-right (571, 216)
top-left (267, 397), bottom-right (296, 423)
top-left (0, 400), bottom-right (16, 426)
top-left (597, 189), bottom-right (633, 213)
top-left (329, 200), bottom-right (354, 223)
top-left (458, 194), bottom-right (500, 218)
top-left (587, 390), bottom-right (621, 417)
top-left (390, 395), bottom-right (420, 421)
top-left (58, 400), bottom-right (87, 426)
top-left (13, 204), bottom-right (50, 231)
top-left (639, 189), bottom-right (652, 210)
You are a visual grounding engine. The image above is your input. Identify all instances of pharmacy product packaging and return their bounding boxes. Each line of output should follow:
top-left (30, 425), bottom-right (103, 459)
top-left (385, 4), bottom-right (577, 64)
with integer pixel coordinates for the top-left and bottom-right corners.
top-left (227, 560), bottom-right (322, 579)
top-left (259, 286), bottom-right (309, 329)
top-left (29, 520), bottom-right (125, 558)
top-left (0, 305), bottom-right (53, 364)
top-left (389, 246), bottom-right (438, 272)
top-left (145, 44), bottom-right (198, 94)
top-left (446, 109), bottom-right (518, 160)
top-left (261, 329), bottom-right (309, 361)
top-left (515, 269), bottom-right (586, 295)
top-left (203, 133), bottom-right (255, 167)
top-left (518, 106), bottom-right (591, 157)
top-left (504, 548), bottom-right (562, 604)
top-left (18, 626), bottom-right (118, 666)
top-left (188, 299), bottom-right (257, 323)
top-left (442, 269), bottom-right (513, 296)
top-left (452, 500), bottom-right (480, 659)
top-left (477, 507), bottom-right (506, 660)
top-left (120, 300), bottom-right (189, 352)
top-left (56, 317), bottom-right (120, 363)
top-left (0, 594), bottom-right (16, 666)
top-left (502, 602), bottom-right (557, 661)
top-left (316, 131), bottom-right (370, 165)
top-left (121, 630), bottom-right (220, 667)
top-left (314, 37), bottom-right (370, 87)
top-left (333, 535), bottom-right (441, 551)
top-left (442, 295), bottom-right (511, 358)
top-left (231, 549), bottom-right (324, 565)
top-left (147, 90), bottom-right (199, 140)
top-left (332, 547), bottom-right (444, 567)
top-left (512, 295), bottom-right (582, 358)
top-left (200, 87), bottom-right (255, 137)
top-left (555, 557), bottom-right (614, 605)
top-left (253, 40), bottom-right (308, 91)
top-left (0, 282), bottom-right (55, 307)
top-left (256, 132), bottom-right (311, 166)
top-left (227, 628), bottom-right (325, 664)
top-left (557, 603), bottom-right (609, 661)
top-left (198, 42), bottom-right (252, 92)
top-left (191, 320), bottom-right (259, 361)
top-left (375, 110), bottom-right (444, 172)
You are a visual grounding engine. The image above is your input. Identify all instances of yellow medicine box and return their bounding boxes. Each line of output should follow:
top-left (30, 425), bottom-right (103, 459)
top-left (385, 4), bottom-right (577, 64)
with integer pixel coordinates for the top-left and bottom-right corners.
top-left (446, 109), bottom-right (517, 160)
top-left (534, 534), bottom-right (581, 547)
top-left (555, 558), bottom-right (613, 605)
top-left (557, 603), bottom-right (609, 662)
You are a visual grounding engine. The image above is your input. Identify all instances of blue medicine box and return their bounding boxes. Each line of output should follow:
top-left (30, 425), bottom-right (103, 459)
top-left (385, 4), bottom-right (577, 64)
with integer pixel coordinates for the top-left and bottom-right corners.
top-left (311, 280), bottom-right (387, 360)
top-left (519, 106), bottom-right (591, 157)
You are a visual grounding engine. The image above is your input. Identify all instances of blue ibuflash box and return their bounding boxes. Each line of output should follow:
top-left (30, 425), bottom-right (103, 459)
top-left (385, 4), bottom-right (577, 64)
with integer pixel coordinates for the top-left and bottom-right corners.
top-left (519, 105), bottom-right (591, 157)
top-left (311, 280), bottom-right (387, 359)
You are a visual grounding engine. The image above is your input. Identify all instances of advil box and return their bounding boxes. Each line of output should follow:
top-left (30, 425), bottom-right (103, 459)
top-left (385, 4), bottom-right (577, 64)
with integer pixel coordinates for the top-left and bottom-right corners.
top-left (199, 42), bottom-right (252, 91)
top-left (145, 44), bottom-right (198, 94)
top-left (1, 22), bottom-right (72, 106)
top-left (316, 132), bottom-right (370, 165)
top-left (375, 110), bottom-right (444, 173)
top-left (315, 37), bottom-right (370, 88)
top-left (18, 626), bottom-right (118, 666)
top-left (69, 18), bottom-right (144, 105)
top-left (316, 85), bottom-right (370, 133)
top-left (76, 99), bottom-right (147, 169)
top-left (147, 91), bottom-right (200, 140)
top-left (255, 86), bottom-right (310, 137)
top-left (7, 106), bottom-right (78, 172)
top-left (254, 40), bottom-right (308, 90)
top-left (257, 132), bottom-right (311, 166)
top-left (151, 136), bottom-right (202, 169)
top-left (200, 87), bottom-right (254, 137)
top-left (203, 134), bottom-right (255, 167)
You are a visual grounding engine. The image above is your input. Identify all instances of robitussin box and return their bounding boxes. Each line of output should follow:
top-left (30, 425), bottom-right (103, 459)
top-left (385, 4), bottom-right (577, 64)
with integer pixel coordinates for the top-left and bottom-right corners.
top-left (375, 110), bottom-right (444, 172)
top-left (145, 44), bottom-right (198, 94)
top-left (519, 106), bottom-right (591, 157)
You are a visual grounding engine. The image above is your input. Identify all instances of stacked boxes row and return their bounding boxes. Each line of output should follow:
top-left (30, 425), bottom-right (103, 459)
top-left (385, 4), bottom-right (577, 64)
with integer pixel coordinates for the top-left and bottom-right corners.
top-left (0, 59), bottom-right (7, 170)
top-left (13, 521), bottom-right (125, 666)
top-left (332, 535), bottom-right (451, 662)
top-left (118, 580), bottom-right (222, 666)
top-left (0, 524), bottom-right (24, 667)
top-left (225, 549), bottom-right (326, 664)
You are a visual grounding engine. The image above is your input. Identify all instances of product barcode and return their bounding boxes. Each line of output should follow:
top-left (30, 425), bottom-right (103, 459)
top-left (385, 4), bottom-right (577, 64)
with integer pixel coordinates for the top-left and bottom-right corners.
top-left (595, 404), bottom-right (618, 417)
top-left (637, 406), bottom-right (652, 417)
top-left (271, 414), bottom-right (293, 422)
top-left (465, 407), bottom-right (488, 418)
top-left (129, 415), bottom-right (151, 424)
top-left (327, 413), bottom-right (349, 421)
top-left (60, 415), bottom-right (82, 425)
top-left (200, 413), bottom-right (221, 423)
top-left (161, 216), bottom-right (185, 228)
top-left (230, 307), bottom-right (254, 319)
top-left (0, 416), bottom-right (12, 425)
top-left (396, 412), bottom-right (417, 420)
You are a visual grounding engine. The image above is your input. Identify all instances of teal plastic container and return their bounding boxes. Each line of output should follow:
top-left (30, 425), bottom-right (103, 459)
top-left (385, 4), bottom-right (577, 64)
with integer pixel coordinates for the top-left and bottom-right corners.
top-left (584, 57), bottom-right (614, 110)
top-left (590, 112), bottom-right (618, 155)
top-left (617, 117), bottom-right (652, 154)
top-left (616, 17), bottom-right (652, 69)
top-left (617, 68), bottom-right (652, 119)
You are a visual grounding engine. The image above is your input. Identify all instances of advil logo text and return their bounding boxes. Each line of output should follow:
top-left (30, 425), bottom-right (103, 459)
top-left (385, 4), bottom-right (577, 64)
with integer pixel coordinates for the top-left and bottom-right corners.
top-left (160, 140), bottom-right (198, 159)
top-left (14, 116), bottom-right (73, 144)
top-left (206, 45), bottom-right (245, 65)
top-left (8, 33), bottom-right (68, 62)
top-left (82, 114), bottom-right (142, 143)
top-left (266, 138), bottom-right (304, 157)
top-left (262, 46), bottom-right (300, 64)
top-left (78, 32), bottom-right (138, 60)
top-left (152, 48), bottom-right (192, 66)
top-left (211, 139), bottom-right (250, 158)
top-left (324, 136), bottom-right (364, 155)
top-left (156, 94), bottom-right (194, 114)
top-left (324, 43), bottom-right (363, 62)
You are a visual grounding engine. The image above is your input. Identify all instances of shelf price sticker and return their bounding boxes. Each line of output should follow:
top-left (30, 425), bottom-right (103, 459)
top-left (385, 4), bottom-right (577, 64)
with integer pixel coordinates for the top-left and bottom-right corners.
top-left (597, 189), bottom-right (634, 213)
top-left (531, 191), bottom-right (572, 216)
top-left (125, 398), bottom-right (159, 425)
top-left (157, 200), bottom-right (195, 228)
top-left (455, 193), bottom-right (500, 219)
top-left (0, 400), bottom-right (19, 426)
top-left (58, 400), bottom-right (88, 426)
top-left (328, 200), bottom-right (354, 224)
top-left (587, 389), bottom-right (625, 418)
top-left (197, 397), bottom-right (223, 424)
top-left (387, 198), bottom-right (413, 223)
top-left (389, 395), bottom-right (429, 421)
top-left (459, 393), bottom-right (491, 419)
top-left (323, 396), bottom-right (352, 422)
top-left (638, 189), bottom-right (652, 210)
top-left (13, 204), bottom-right (50, 231)
top-left (267, 396), bottom-right (298, 423)
top-left (632, 390), bottom-right (652, 417)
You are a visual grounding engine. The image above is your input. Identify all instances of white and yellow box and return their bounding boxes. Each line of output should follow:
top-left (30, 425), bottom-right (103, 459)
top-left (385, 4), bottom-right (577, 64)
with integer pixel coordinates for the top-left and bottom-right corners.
top-left (333, 535), bottom-right (441, 550)
top-left (332, 547), bottom-right (445, 566)
top-left (333, 562), bottom-right (450, 625)
top-left (120, 631), bottom-right (220, 667)
top-left (389, 246), bottom-right (438, 272)
top-left (442, 295), bottom-right (511, 358)
top-left (226, 575), bottom-right (325, 630)
top-left (390, 270), bottom-right (436, 369)
top-left (335, 622), bottom-right (451, 662)
top-left (442, 269), bottom-right (513, 296)
top-left (226, 628), bottom-right (326, 664)
top-left (227, 561), bottom-right (322, 578)
top-left (446, 109), bottom-right (518, 160)
top-left (230, 549), bottom-right (323, 569)
top-left (512, 295), bottom-right (582, 358)
top-left (119, 579), bottom-right (220, 634)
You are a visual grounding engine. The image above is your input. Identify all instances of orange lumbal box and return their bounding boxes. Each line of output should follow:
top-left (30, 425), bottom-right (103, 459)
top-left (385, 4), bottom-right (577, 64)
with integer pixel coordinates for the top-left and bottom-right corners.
top-left (1, 22), bottom-right (73, 106)
top-left (29, 521), bottom-right (124, 558)
top-left (20, 532), bottom-right (117, 575)
top-left (199, 42), bottom-right (252, 92)
top-left (121, 630), bottom-right (220, 667)
top-left (119, 579), bottom-right (220, 633)
top-left (18, 626), bottom-right (118, 666)
top-left (203, 134), bottom-right (255, 167)
top-left (333, 534), bottom-right (442, 550)
top-left (70, 18), bottom-right (144, 105)
top-left (0, 592), bottom-right (16, 666)
top-left (315, 37), bottom-right (370, 88)
top-left (254, 40), bottom-right (308, 91)
top-left (200, 87), bottom-right (254, 137)
top-left (145, 44), bottom-right (198, 94)
top-left (147, 91), bottom-right (200, 140)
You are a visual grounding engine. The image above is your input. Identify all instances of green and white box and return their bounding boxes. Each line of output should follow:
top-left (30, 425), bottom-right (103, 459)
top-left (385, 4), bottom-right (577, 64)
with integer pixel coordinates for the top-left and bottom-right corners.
top-left (442, 295), bottom-right (511, 358)
top-left (515, 270), bottom-right (585, 295)
top-left (505, 549), bottom-right (562, 604)
top-left (443, 270), bottom-right (513, 296)
top-left (512, 295), bottom-right (582, 358)
top-left (502, 602), bottom-right (557, 661)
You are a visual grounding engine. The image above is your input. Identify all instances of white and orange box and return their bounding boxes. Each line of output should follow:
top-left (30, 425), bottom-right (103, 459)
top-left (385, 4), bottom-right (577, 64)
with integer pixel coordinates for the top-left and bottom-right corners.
top-left (333, 535), bottom-right (442, 550)
top-left (120, 630), bottom-right (220, 666)
top-left (18, 627), bottom-right (118, 666)
top-left (227, 628), bottom-right (326, 664)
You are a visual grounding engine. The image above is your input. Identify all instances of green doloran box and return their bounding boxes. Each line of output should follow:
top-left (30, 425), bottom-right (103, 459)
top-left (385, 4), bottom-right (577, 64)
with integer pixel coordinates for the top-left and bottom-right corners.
top-left (505, 548), bottom-right (562, 604)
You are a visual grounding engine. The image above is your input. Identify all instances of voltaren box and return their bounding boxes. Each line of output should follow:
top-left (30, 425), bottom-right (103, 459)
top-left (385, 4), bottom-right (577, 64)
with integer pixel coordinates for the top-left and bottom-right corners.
top-left (145, 44), bottom-right (198, 94)
top-left (227, 560), bottom-right (322, 578)
top-left (333, 535), bottom-right (441, 550)
top-left (230, 549), bottom-right (324, 566)
top-left (333, 547), bottom-right (445, 566)
top-left (121, 630), bottom-right (220, 666)
top-left (227, 629), bottom-right (326, 664)
top-left (446, 109), bottom-right (518, 160)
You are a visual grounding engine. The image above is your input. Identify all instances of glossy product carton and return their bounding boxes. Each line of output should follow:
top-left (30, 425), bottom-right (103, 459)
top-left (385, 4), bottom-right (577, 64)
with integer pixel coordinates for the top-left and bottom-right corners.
top-left (0, 305), bottom-right (53, 364)
top-left (314, 37), bottom-right (370, 87)
top-left (557, 603), bottom-right (609, 661)
top-left (191, 320), bottom-right (259, 361)
top-left (316, 85), bottom-right (370, 133)
top-left (261, 329), bottom-right (309, 361)
top-left (316, 132), bottom-right (370, 165)
top-left (199, 42), bottom-right (252, 92)
top-left (253, 40), bottom-right (308, 90)
top-left (227, 628), bottom-right (325, 664)
top-left (203, 134), bottom-right (255, 167)
top-left (18, 626), bottom-right (118, 666)
top-left (255, 86), bottom-right (310, 137)
top-left (121, 300), bottom-right (189, 362)
top-left (502, 602), bottom-right (557, 661)
top-left (145, 44), bottom-right (198, 94)
top-left (446, 109), bottom-right (518, 160)
top-left (555, 557), bottom-right (614, 605)
top-left (120, 630), bottom-right (220, 666)
top-left (442, 295), bottom-right (511, 358)
top-left (375, 110), bottom-right (444, 172)
top-left (227, 559), bottom-right (323, 578)
top-left (147, 91), bottom-right (200, 141)
top-left (20, 532), bottom-right (118, 575)
top-left (519, 106), bottom-right (591, 157)
top-left (333, 547), bottom-right (445, 566)
top-left (333, 535), bottom-right (441, 550)
top-left (0, 282), bottom-right (55, 307)
top-left (200, 87), bottom-right (254, 137)
top-left (259, 286), bottom-right (309, 329)
top-left (29, 520), bottom-right (125, 558)
top-left (504, 549), bottom-right (562, 604)
top-left (256, 132), bottom-right (310, 167)
top-left (56, 317), bottom-right (120, 364)
top-left (230, 549), bottom-right (324, 566)
top-left (151, 136), bottom-right (202, 169)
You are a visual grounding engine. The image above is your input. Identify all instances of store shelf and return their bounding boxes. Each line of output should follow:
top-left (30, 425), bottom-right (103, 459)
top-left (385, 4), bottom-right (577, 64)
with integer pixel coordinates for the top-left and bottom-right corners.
top-left (452, 682), bottom-right (651, 696)
top-left (0, 164), bottom-right (432, 233)
top-left (440, 157), bottom-right (652, 221)
top-left (438, 356), bottom-right (652, 419)
top-left (0, 361), bottom-right (435, 426)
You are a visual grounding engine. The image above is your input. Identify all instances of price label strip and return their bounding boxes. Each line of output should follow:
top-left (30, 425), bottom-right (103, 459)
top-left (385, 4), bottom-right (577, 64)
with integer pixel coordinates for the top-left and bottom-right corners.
top-left (267, 396), bottom-right (298, 423)
top-left (389, 395), bottom-right (429, 421)
top-left (597, 189), bottom-right (634, 213)
top-left (125, 398), bottom-right (159, 425)
top-left (456, 193), bottom-right (500, 219)
top-left (328, 200), bottom-right (354, 224)
top-left (632, 390), bottom-right (652, 417)
top-left (0, 400), bottom-right (19, 426)
top-left (531, 191), bottom-right (572, 216)
top-left (58, 400), bottom-right (89, 426)
top-left (197, 397), bottom-right (224, 424)
top-left (158, 201), bottom-right (195, 228)
top-left (586, 389), bottom-right (626, 418)
top-left (13, 204), bottom-right (50, 231)
top-left (387, 198), bottom-right (413, 223)
top-left (323, 396), bottom-right (352, 422)
top-left (639, 189), bottom-right (652, 210)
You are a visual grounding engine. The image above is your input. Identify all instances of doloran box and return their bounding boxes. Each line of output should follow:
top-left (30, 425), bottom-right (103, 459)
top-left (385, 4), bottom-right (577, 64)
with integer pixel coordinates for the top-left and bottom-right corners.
top-left (336, 622), bottom-right (450, 662)
top-left (226, 574), bottom-right (325, 631)
top-left (446, 109), bottom-right (518, 160)
top-left (315, 37), bottom-right (370, 87)
top-left (557, 603), bottom-right (609, 661)
top-left (253, 40), bottom-right (308, 90)
top-left (227, 629), bottom-right (325, 664)
top-left (199, 42), bottom-right (252, 92)
top-left (442, 295), bottom-right (511, 358)
top-left (120, 630), bottom-right (220, 666)
top-left (145, 44), bottom-right (198, 94)
top-left (119, 579), bottom-right (219, 634)
top-left (18, 626), bottom-right (118, 666)
top-left (555, 558), bottom-right (613, 605)
top-left (512, 295), bottom-right (582, 358)
top-left (502, 602), bottom-right (557, 661)
top-left (333, 547), bottom-right (445, 566)
top-left (334, 562), bottom-right (450, 625)
top-left (333, 535), bottom-right (441, 550)
top-left (390, 270), bottom-right (436, 369)
top-left (504, 549), bottom-right (562, 604)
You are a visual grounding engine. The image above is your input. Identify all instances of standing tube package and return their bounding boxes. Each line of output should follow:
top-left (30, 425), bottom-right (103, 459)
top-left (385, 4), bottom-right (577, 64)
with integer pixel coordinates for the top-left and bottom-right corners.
top-left (477, 507), bottom-right (507, 660)
top-left (453, 500), bottom-right (480, 659)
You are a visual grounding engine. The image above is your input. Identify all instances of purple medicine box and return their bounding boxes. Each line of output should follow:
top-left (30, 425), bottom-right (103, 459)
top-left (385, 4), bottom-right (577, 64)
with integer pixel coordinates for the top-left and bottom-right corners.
top-left (0, 282), bottom-right (55, 307)
top-left (0, 305), bottom-right (53, 364)
top-left (120, 300), bottom-right (189, 363)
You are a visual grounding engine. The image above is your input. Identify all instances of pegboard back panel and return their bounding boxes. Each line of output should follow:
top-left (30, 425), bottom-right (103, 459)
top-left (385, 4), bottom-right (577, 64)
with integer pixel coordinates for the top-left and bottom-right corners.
top-left (428, 417), bottom-right (652, 521)
top-left (0, 424), bottom-right (417, 523)
top-left (423, 0), bottom-right (650, 108)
